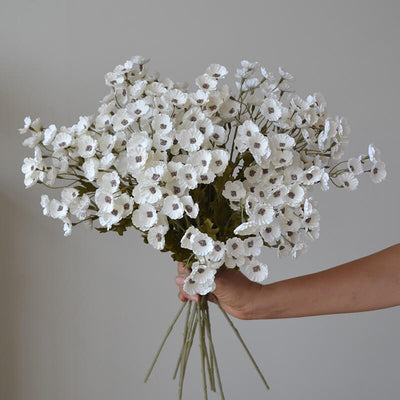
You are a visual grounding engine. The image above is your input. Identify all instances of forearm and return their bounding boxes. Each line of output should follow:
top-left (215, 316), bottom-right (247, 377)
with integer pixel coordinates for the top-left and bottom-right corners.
top-left (251, 244), bottom-right (400, 319)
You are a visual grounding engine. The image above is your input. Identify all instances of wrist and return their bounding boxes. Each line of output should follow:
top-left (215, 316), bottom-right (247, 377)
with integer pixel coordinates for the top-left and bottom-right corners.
top-left (246, 282), bottom-right (283, 320)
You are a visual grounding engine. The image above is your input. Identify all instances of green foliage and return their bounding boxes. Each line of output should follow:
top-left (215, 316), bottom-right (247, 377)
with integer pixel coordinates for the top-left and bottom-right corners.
top-left (95, 217), bottom-right (133, 236)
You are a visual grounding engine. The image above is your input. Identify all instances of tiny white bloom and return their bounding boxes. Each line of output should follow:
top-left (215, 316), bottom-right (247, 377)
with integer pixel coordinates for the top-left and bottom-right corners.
top-left (49, 199), bottom-right (68, 219)
top-left (152, 114), bottom-right (173, 134)
top-left (192, 232), bottom-right (214, 256)
top-left (337, 172), bottom-right (359, 191)
top-left (226, 237), bottom-right (245, 258)
top-left (222, 181), bottom-right (246, 202)
top-left (181, 196), bottom-right (199, 219)
top-left (243, 236), bottom-right (263, 256)
top-left (162, 195), bottom-right (184, 220)
top-left (206, 64), bottom-right (228, 79)
top-left (77, 134), bottom-right (97, 158)
top-left (260, 97), bottom-right (282, 121)
top-left (260, 223), bottom-right (281, 244)
top-left (251, 203), bottom-right (274, 225)
top-left (131, 204), bottom-right (158, 231)
top-left (147, 225), bottom-right (169, 250)
top-left (242, 260), bottom-right (268, 283)
top-left (370, 161), bottom-right (387, 183)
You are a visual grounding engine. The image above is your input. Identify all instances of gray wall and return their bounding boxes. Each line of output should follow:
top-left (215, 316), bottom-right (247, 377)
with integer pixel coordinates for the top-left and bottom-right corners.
top-left (1, 0), bottom-right (399, 399)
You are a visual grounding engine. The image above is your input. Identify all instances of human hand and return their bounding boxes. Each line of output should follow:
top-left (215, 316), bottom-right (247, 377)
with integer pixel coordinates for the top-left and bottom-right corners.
top-left (175, 262), bottom-right (263, 320)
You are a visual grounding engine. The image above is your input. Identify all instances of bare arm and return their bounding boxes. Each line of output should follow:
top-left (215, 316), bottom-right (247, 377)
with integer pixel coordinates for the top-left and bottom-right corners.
top-left (176, 244), bottom-right (400, 320)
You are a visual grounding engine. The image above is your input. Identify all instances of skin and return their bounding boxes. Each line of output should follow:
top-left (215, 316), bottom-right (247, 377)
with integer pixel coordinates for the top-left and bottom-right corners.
top-left (175, 243), bottom-right (400, 320)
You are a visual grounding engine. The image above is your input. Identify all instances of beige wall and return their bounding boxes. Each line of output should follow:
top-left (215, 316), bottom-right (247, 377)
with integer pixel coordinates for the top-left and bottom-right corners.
top-left (1, 0), bottom-right (399, 399)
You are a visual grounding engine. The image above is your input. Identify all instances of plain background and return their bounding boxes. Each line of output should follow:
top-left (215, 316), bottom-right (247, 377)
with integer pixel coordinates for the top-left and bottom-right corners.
top-left (1, 0), bottom-right (399, 399)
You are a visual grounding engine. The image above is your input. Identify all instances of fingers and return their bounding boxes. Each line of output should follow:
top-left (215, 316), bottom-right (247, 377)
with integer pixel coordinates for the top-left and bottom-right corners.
top-left (175, 262), bottom-right (199, 303)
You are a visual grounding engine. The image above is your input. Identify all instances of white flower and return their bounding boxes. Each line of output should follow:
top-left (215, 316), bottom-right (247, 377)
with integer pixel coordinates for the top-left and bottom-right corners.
top-left (219, 99), bottom-right (240, 120)
top-left (165, 176), bottom-right (187, 196)
top-left (303, 166), bottom-right (323, 185)
top-left (147, 225), bottom-right (169, 250)
top-left (152, 114), bottom-right (173, 134)
top-left (285, 185), bottom-right (305, 207)
top-left (19, 116), bottom-right (42, 134)
top-left (42, 124), bottom-right (57, 145)
top-left (337, 172), bottom-right (359, 191)
top-left (271, 133), bottom-right (295, 150)
top-left (210, 125), bottom-right (228, 145)
top-left (82, 158), bottom-right (100, 181)
top-left (208, 241), bottom-right (226, 262)
top-left (196, 118), bottom-right (214, 140)
top-left (189, 90), bottom-right (209, 106)
top-left (368, 144), bottom-right (381, 163)
top-left (277, 243), bottom-right (292, 258)
top-left (100, 153), bottom-right (116, 169)
top-left (192, 233), bottom-right (214, 256)
top-left (40, 194), bottom-right (50, 216)
top-left (197, 170), bottom-right (216, 185)
top-left (248, 133), bottom-right (271, 164)
top-left (98, 171), bottom-right (120, 193)
top-left (131, 204), bottom-right (158, 231)
top-left (347, 157), bottom-right (363, 175)
top-left (133, 182), bottom-right (162, 204)
top-left (98, 205), bottom-right (124, 229)
top-left (61, 188), bottom-right (79, 206)
top-left (153, 133), bottom-right (173, 152)
top-left (52, 131), bottom-right (72, 150)
top-left (242, 260), bottom-right (268, 283)
top-left (77, 134), bottom-right (97, 158)
top-left (141, 163), bottom-right (166, 184)
top-left (268, 185), bottom-right (289, 207)
top-left (111, 109), bottom-right (133, 131)
top-left (190, 150), bottom-right (212, 174)
top-left (370, 161), bottom-right (387, 183)
top-left (222, 181), bottom-right (246, 202)
top-left (260, 223), bottom-right (281, 244)
top-left (95, 189), bottom-right (114, 213)
top-left (195, 74), bottom-right (218, 91)
top-left (191, 263), bottom-right (217, 284)
top-left (176, 127), bottom-right (204, 152)
top-left (162, 195), bottom-right (184, 220)
top-left (284, 166), bottom-right (305, 185)
top-left (183, 274), bottom-right (215, 296)
top-left (278, 66), bottom-right (294, 81)
top-left (128, 80), bottom-right (147, 99)
top-left (62, 217), bottom-right (72, 237)
top-left (178, 165), bottom-right (198, 189)
top-left (251, 203), bottom-right (274, 225)
top-left (70, 194), bottom-right (90, 220)
top-left (181, 226), bottom-right (200, 250)
top-left (225, 254), bottom-right (246, 269)
top-left (164, 89), bottom-right (188, 107)
top-left (49, 199), bottom-right (68, 219)
top-left (206, 64), bottom-right (228, 79)
top-left (271, 149), bottom-right (293, 168)
top-left (181, 196), bottom-right (199, 219)
top-left (243, 236), bottom-right (263, 256)
top-left (226, 237), bottom-right (245, 258)
top-left (126, 99), bottom-right (150, 119)
top-left (210, 149), bottom-right (229, 175)
top-left (260, 97), bottom-right (282, 121)
top-left (234, 221), bottom-right (259, 236)
top-left (236, 120), bottom-right (260, 152)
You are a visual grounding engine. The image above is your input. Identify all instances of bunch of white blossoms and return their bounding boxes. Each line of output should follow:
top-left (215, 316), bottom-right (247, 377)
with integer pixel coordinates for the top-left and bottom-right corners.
top-left (20, 56), bottom-right (386, 295)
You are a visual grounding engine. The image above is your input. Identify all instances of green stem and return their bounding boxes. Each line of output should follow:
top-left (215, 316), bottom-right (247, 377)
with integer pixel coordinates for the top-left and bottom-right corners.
top-left (144, 301), bottom-right (187, 383)
top-left (210, 294), bottom-right (270, 391)
top-left (197, 301), bottom-right (208, 400)
top-left (204, 300), bottom-right (225, 399)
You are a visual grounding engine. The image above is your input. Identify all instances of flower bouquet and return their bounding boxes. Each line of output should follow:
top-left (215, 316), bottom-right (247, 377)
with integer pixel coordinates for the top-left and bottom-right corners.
top-left (20, 56), bottom-right (386, 399)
